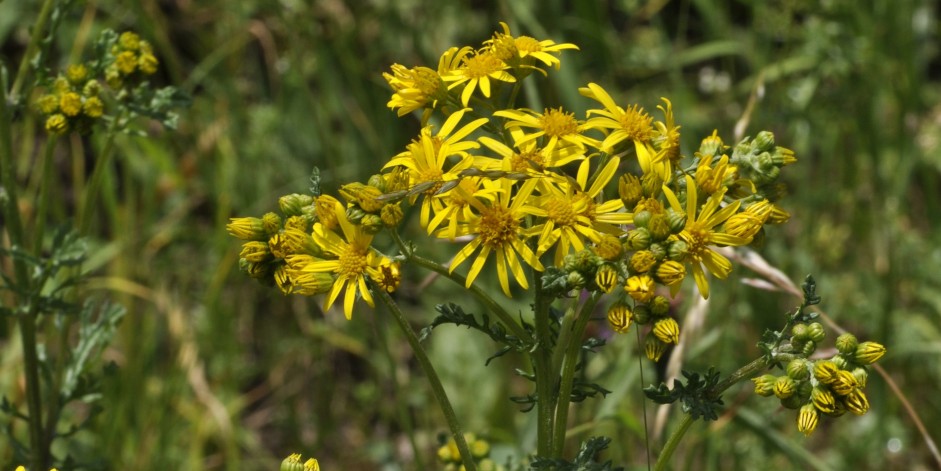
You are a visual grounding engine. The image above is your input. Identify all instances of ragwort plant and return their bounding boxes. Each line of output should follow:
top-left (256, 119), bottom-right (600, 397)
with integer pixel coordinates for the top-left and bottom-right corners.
top-left (1, 3), bottom-right (184, 469)
top-left (229, 22), bottom-right (886, 469)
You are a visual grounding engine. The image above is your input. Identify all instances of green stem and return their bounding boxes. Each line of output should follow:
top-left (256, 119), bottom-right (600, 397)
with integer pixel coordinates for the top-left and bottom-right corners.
top-left (32, 135), bottom-right (58, 253)
top-left (375, 288), bottom-right (476, 471)
top-left (10, 0), bottom-right (57, 98)
top-left (654, 355), bottom-right (772, 470)
top-left (551, 292), bottom-right (601, 457)
top-left (532, 275), bottom-right (555, 458)
top-left (388, 231), bottom-right (532, 344)
top-left (1, 62), bottom-right (48, 471)
top-left (78, 110), bottom-right (124, 234)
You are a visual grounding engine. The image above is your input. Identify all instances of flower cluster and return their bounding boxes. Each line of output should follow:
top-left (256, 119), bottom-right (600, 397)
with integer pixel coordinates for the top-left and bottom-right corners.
top-left (105, 31), bottom-right (159, 89)
top-left (35, 65), bottom-right (104, 134)
top-left (752, 328), bottom-right (886, 435)
top-left (281, 453), bottom-right (320, 471)
top-left (437, 433), bottom-right (502, 471)
top-left (231, 23), bottom-right (794, 351)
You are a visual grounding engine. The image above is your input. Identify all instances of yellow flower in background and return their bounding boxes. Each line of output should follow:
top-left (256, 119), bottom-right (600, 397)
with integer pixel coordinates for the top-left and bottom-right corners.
top-left (384, 64), bottom-right (447, 117)
top-left (662, 175), bottom-right (748, 299)
top-left (444, 50), bottom-right (516, 106)
top-left (486, 21), bottom-right (578, 72)
top-left (652, 98), bottom-right (681, 165)
top-left (448, 178), bottom-right (543, 296)
top-left (298, 199), bottom-right (388, 319)
top-left (494, 106), bottom-right (599, 155)
top-left (580, 82), bottom-right (654, 152)
top-left (427, 177), bottom-right (500, 240)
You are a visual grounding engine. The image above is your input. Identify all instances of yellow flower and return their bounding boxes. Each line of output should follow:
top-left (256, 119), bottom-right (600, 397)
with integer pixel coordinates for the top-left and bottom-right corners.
top-left (580, 82), bottom-right (654, 152)
top-left (139, 52), bottom-right (159, 75)
top-left (485, 21), bottom-right (578, 72)
top-left (83, 96), bottom-right (104, 118)
top-left (448, 178), bottom-right (544, 296)
top-left (384, 64), bottom-right (448, 117)
top-left (45, 114), bottom-right (69, 134)
top-left (652, 98), bottom-right (681, 165)
top-left (624, 274), bottom-right (655, 302)
top-left (59, 92), bottom-right (83, 117)
top-left (595, 264), bottom-right (619, 293)
top-left (845, 388), bottom-right (870, 415)
top-left (645, 332), bottom-right (667, 361)
top-left (116, 50), bottom-right (138, 75)
top-left (662, 176), bottom-right (748, 299)
top-left (811, 386), bottom-right (837, 414)
top-left (299, 198), bottom-right (387, 319)
top-left (854, 341), bottom-right (886, 364)
top-left (695, 155), bottom-right (737, 196)
top-left (478, 127), bottom-right (587, 174)
top-left (444, 50), bottom-right (516, 106)
top-left (494, 107), bottom-right (599, 155)
top-left (524, 156), bottom-right (632, 266)
top-left (653, 317), bottom-right (680, 344)
top-left (655, 260), bottom-right (686, 288)
top-left (383, 108), bottom-right (488, 229)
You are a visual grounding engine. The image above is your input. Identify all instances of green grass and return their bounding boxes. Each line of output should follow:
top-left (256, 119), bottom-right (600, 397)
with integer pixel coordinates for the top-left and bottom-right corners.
top-left (1, 0), bottom-right (940, 469)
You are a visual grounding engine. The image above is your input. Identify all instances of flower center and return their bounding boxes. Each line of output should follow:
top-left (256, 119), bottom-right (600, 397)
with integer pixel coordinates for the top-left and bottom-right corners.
top-left (478, 205), bottom-right (519, 248)
top-left (510, 150), bottom-right (545, 171)
top-left (545, 197), bottom-right (576, 227)
top-left (338, 244), bottom-right (368, 278)
top-left (515, 36), bottom-right (542, 53)
top-left (417, 168), bottom-right (444, 194)
top-left (618, 105), bottom-right (654, 142)
top-left (681, 221), bottom-right (710, 261)
top-left (463, 52), bottom-right (504, 79)
top-left (540, 108), bottom-right (578, 137)
top-left (446, 179), bottom-right (479, 207)
top-left (412, 66), bottom-right (442, 95)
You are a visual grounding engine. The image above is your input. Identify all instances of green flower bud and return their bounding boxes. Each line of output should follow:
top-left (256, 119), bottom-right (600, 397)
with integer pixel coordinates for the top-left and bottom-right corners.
top-left (647, 242), bottom-right (667, 261)
top-left (239, 241), bottom-right (273, 263)
top-left (806, 322), bottom-right (825, 343)
top-left (566, 271), bottom-right (586, 290)
top-left (667, 240), bottom-right (689, 261)
top-left (281, 453), bottom-right (304, 471)
top-left (752, 374), bottom-right (777, 396)
top-left (607, 302), bottom-right (633, 334)
top-left (647, 214), bottom-right (672, 241)
top-left (653, 317), bottom-right (680, 344)
top-left (633, 304), bottom-right (652, 324)
top-left (650, 295), bottom-right (670, 316)
top-left (854, 341), bottom-right (886, 365)
top-left (626, 227), bottom-right (651, 250)
top-left (772, 146), bottom-right (797, 166)
top-left (655, 260), bottom-right (686, 287)
top-left (595, 234), bottom-right (623, 260)
top-left (780, 393), bottom-right (804, 410)
top-left (346, 206), bottom-right (366, 224)
top-left (835, 333), bottom-right (858, 355)
top-left (361, 214), bottom-right (383, 233)
top-left (797, 403), bottom-right (818, 436)
top-left (367, 173), bottom-right (385, 192)
top-left (791, 323), bottom-right (809, 341)
top-left (633, 210), bottom-right (652, 228)
top-left (666, 208), bottom-right (687, 234)
top-left (801, 340), bottom-right (817, 357)
top-left (824, 398), bottom-right (848, 417)
top-left (773, 376), bottom-right (796, 399)
top-left (753, 131), bottom-right (775, 152)
top-left (786, 359), bottom-right (810, 381)
top-left (227, 216), bottom-right (268, 241)
top-left (852, 367), bottom-right (868, 389)
top-left (279, 194), bottom-right (314, 217)
top-left (381, 202), bottom-right (404, 227)
top-left (831, 354), bottom-right (848, 370)
top-left (478, 458), bottom-right (497, 471)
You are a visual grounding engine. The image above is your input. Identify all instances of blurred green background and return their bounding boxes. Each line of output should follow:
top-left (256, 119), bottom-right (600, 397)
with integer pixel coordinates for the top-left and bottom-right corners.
top-left (2, 0), bottom-right (940, 469)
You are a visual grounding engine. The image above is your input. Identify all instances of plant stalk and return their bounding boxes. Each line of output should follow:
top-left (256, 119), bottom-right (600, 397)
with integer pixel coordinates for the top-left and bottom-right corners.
top-left (532, 275), bottom-right (555, 458)
top-left (376, 288), bottom-right (476, 471)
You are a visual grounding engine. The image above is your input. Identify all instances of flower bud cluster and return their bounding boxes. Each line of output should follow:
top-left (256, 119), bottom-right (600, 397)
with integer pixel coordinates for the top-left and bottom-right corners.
top-left (105, 31), bottom-right (159, 89)
top-left (36, 65), bottom-right (104, 135)
top-left (280, 453), bottom-right (320, 471)
top-left (437, 433), bottom-right (503, 471)
top-left (751, 327), bottom-right (886, 436)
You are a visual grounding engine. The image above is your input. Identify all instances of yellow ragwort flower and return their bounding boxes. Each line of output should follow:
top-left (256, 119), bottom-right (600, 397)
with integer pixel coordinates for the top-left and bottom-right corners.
top-left (486, 22), bottom-right (578, 72)
top-left (494, 106), bottom-right (599, 155)
top-left (448, 178), bottom-right (544, 296)
top-left (662, 176), bottom-right (749, 299)
top-left (798, 403), bottom-right (819, 436)
top-left (580, 82), bottom-right (654, 152)
top-left (607, 302), bottom-right (632, 333)
top-left (444, 50), bottom-right (516, 106)
top-left (624, 274), bottom-right (655, 303)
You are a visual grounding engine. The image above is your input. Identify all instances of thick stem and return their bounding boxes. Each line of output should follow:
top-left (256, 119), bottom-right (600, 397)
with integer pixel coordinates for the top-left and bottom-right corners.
top-left (654, 355), bottom-right (771, 470)
top-left (532, 275), bottom-right (555, 458)
top-left (376, 288), bottom-right (477, 471)
top-left (551, 293), bottom-right (601, 456)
